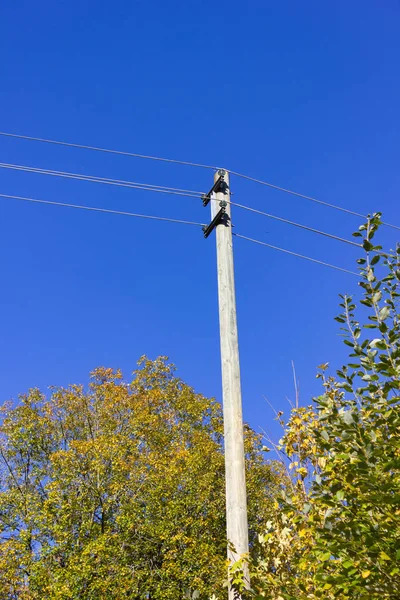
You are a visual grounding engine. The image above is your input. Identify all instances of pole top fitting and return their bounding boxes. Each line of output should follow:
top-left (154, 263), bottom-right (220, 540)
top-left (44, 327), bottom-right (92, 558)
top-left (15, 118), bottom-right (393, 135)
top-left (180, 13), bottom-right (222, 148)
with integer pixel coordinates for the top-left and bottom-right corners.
top-left (202, 173), bottom-right (226, 207)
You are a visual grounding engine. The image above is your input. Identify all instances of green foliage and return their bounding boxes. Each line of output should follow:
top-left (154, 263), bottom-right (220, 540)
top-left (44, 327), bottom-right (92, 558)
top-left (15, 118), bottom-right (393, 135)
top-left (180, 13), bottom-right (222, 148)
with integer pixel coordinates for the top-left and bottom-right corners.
top-left (0, 357), bottom-right (282, 599)
top-left (232, 213), bottom-right (400, 599)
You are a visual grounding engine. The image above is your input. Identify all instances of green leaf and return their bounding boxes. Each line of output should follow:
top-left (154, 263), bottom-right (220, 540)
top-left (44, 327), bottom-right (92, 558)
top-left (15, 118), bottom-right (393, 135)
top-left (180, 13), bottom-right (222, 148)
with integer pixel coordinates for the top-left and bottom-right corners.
top-left (360, 299), bottom-right (373, 307)
top-left (369, 338), bottom-right (386, 349)
top-left (321, 551), bottom-right (332, 561)
top-left (379, 306), bottom-right (390, 321)
top-left (372, 291), bottom-right (382, 303)
top-left (342, 411), bottom-right (354, 425)
top-left (344, 340), bottom-right (354, 347)
top-left (363, 240), bottom-right (373, 252)
top-left (380, 551), bottom-right (391, 561)
top-left (378, 322), bottom-right (388, 333)
top-left (321, 430), bottom-right (329, 442)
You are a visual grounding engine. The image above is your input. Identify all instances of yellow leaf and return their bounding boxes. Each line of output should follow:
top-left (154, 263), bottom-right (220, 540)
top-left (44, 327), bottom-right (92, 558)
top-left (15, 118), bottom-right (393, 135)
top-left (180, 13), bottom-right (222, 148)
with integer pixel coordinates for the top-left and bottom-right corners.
top-left (296, 467), bottom-right (308, 478)
top-left (362, 570), bottom-right (371, 579)
top-left (380, 551), bottom-right (391, 561)
top-left (298, 528), bottom-right (307, 538)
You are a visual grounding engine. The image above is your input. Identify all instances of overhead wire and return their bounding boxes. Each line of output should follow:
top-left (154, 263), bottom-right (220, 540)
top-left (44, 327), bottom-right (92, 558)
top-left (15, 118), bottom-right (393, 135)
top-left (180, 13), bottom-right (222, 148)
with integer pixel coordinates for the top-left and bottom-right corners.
top-left (229, 199), bottom-right (362, 248)
top-left (0, 162), bottom-right (204, 199)
top-left (229, 170), bottom-right (364, 218)
top-left (1, 191), bottom-right (359, 276)
top-left (0, 161), bottom-right (364, 249)
top-left (1, 130), bottom-right (399, 231)
top-left (0, 162), bottom-right (204, 195)
top-left (0, 159), bottom-right (392, 257)
top-left (0, 131), bottom-right (220, 171)
top-left (0, 193), bottom-right (206, 227)
top-left (228, 170), bottom-right (400, 233)
top-left (233, 233), bottom-right (359, 277)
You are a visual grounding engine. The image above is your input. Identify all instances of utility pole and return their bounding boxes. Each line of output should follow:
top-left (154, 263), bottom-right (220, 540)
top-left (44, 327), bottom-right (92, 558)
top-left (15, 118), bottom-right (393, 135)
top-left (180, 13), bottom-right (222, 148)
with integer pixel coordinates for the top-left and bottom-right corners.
top-left (202, 170), bottom-right (249, 599)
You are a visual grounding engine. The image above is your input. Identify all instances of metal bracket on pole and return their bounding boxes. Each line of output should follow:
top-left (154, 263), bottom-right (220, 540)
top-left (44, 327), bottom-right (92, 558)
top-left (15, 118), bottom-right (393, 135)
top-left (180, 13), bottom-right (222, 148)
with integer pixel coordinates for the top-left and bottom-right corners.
top-left (202, 201), bottom-right (227, 238)
top-left (201, 172), bottom-right (227, 207)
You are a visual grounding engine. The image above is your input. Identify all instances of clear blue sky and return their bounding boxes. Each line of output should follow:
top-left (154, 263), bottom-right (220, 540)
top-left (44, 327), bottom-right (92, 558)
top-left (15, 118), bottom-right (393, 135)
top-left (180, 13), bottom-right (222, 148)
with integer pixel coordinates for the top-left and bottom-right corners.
top-left (1, 0), bottom-right (399, 439)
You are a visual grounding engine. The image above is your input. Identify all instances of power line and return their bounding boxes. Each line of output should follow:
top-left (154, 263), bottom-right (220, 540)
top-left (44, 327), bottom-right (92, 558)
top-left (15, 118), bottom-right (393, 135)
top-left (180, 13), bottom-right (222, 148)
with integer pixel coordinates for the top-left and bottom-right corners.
top-left (0, 161), bottom-right (376, 252)
top-left (230, 200), bottom-right (361, 248)
top-left (0, 161), bottom-right (359, 248)
top-left (0, 162), bottom-right (204, 195)
top-left (0, 193), bottom-right (206, 227)
top-left (1, 190), bottom-right (360, 275)
top-left (1, 131), bottom-right (398, 231)
top-left (0, 162), bottom-right (204, 199)
top-left (234, 233), bottom-right (359, 276)
top-left (0, 131), bottom-right (220, 171)
top-left (228, 170), bottom-right (400, 232)
top-left (229, 170), bottom-right (365, 218)
top-left (0, 161), bottom-right (389, 253)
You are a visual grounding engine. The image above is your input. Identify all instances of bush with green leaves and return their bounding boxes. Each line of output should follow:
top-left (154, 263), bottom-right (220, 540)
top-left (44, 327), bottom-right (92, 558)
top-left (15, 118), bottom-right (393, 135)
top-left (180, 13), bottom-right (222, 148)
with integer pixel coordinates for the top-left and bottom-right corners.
top-left (230, 213), bottom-right (400, 600)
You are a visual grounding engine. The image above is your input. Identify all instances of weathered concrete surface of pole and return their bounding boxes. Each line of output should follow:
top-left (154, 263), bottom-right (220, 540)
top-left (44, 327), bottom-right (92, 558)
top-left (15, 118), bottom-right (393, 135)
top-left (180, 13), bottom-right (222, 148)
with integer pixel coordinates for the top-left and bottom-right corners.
top-left (212, 170), bottom-right (249, 598)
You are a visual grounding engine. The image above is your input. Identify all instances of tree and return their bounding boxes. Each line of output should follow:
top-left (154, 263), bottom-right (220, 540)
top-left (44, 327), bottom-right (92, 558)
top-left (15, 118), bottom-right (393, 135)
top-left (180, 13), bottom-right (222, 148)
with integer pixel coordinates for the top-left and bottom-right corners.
top-left (232, 213), bottom-right (400, 599)
top-left (0, 356), bottom-right (283, 599)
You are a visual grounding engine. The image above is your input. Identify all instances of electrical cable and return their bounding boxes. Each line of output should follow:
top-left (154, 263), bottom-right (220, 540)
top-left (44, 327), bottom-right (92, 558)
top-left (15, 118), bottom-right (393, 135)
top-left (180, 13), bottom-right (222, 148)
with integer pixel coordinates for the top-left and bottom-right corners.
top-left (0, 161), bottom-right (389, 253)
top-left (233, 233), bottom-right (359, 276)
top-left (0, 131), bottom-right (220, 171)
top-left (229, 170), bottom-right (364, 218)
top-left (1, 130), bottom-right (399, 231)
top-left (230, 200), bottom-right (361, 248)
top-left (0, 162), bottom-right (204, 199)
top-left (0, 193), bottom-right (206, 227)
top-left (228, 170), bottom-right (400, 232)
top-left (1, 190), bottom-right (360, 275)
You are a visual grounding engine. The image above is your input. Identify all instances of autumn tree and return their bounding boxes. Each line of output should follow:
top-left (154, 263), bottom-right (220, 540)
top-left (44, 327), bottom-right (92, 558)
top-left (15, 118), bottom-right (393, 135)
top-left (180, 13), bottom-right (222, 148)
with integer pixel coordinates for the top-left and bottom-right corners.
top-left (0, 356), bottom-right (283, 600)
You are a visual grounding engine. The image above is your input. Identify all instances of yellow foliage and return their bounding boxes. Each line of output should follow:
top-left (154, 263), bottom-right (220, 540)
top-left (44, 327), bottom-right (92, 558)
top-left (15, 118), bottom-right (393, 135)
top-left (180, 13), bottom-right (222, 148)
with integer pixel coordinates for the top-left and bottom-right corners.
top-left (0, 357), bottom-right (282, 600)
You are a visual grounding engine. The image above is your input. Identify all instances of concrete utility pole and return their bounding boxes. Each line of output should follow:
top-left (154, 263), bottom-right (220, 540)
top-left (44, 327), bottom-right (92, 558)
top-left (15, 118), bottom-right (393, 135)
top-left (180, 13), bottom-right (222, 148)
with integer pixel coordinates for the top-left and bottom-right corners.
top-left (203, 170), bottom-right (249, 599)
